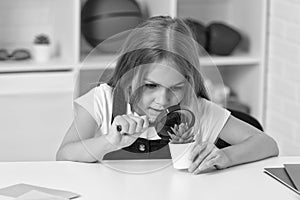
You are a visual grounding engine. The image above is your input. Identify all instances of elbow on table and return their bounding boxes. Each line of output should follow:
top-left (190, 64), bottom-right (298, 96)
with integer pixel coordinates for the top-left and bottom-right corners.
top-left (272, 139), bottom-right (280, 157)
top-left (56, 146), bottom-right (70, 161)
top-left (265, 134), bottom-right (279, 157)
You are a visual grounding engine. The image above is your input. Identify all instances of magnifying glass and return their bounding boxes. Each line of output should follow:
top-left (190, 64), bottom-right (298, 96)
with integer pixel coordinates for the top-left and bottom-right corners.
top-left (154, 104), bottom-right (195, 140)
top-left (116, 104), bottom-right (195, 141)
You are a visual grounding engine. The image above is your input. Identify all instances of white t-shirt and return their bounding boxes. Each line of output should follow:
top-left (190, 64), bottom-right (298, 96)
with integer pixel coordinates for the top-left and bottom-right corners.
top-left (75, 83), bottom-right (230, 144)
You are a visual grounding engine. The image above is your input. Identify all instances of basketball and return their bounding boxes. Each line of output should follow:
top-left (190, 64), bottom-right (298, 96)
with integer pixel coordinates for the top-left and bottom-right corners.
top-left (81, 0), bottom-right (144, 53)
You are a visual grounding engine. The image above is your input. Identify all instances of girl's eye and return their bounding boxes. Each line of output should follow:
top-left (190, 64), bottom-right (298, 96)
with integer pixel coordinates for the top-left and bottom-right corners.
top-left (171, 86), bottom-right (183, 91)
top-left (145, 83), bottom-right (158, 89)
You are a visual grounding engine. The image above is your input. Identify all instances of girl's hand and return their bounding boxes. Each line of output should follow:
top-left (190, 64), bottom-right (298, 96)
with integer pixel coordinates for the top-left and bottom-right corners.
top-left (188, 142), bottom-right (232, 174)
top-left (105, 114), bottom-right (149, 149)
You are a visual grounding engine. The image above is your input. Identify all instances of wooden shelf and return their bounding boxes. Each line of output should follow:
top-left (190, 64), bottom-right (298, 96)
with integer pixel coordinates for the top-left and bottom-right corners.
top-left (0, 58), bottom-right (75, 73)
top-left (77, 53), bottom-right (260, 70)
top-left (201, 54), bottom-right (260, 66)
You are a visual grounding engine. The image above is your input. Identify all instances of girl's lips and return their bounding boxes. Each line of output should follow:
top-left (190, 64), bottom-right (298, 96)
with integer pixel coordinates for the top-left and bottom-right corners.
top-left (151, 107), bottom-right (164, 111)
top-left (149, 107), bottom-right (164, 113)
top-left (147, 108), bottom-right (164, 119)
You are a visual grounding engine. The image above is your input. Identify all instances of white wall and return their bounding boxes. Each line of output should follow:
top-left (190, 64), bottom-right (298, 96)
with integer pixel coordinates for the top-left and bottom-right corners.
top-left (266, 0), bottom-right (300, 155)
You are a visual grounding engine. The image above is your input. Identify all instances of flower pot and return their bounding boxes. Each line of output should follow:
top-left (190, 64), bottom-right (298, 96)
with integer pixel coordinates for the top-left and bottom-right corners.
top-left (33, 45), bottom-right (51, 62)
top-left (169, 141), bottom-right (195, 169)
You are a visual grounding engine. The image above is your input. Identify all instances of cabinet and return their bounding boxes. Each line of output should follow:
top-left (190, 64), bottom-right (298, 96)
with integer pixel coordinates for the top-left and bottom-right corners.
top-left (0, 72), bottom-right (74, 161)
top-left (0, 0), bottom-right (267, 123)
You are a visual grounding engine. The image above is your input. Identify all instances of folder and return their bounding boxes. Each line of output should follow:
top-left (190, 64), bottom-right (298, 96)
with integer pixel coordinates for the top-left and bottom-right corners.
top-left (264, 166), bottom-right (300, 195)
top-left (284, 164), bottom-right (300, 190)
top-left (0, 183), bottom-right (80, 199)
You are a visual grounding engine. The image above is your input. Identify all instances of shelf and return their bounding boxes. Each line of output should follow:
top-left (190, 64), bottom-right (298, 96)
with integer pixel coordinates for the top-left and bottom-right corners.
top-left (0, 0), bottom-right (266, 121)
top-left (77, 53), bottom-right (260, 70)
top-left (0, 58), bottom-right (75, 73)
top-left (200, 54), bottom-right (260, 66)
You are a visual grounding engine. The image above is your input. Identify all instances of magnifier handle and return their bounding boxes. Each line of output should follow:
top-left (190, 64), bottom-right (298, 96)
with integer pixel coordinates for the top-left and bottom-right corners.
top-left (116, 125), bottom-right (138, 138)
top-left (116, 125), bottom-right (129, 135)
top-left (116, 125), bottom-right (122, 132)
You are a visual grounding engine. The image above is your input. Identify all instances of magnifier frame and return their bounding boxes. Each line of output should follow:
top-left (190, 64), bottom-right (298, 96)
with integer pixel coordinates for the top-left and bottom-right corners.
top-left (154, 104), bottom-right (195, 140)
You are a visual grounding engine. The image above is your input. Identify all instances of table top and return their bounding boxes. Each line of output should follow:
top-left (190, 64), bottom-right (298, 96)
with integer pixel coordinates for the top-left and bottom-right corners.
top-left (0, 157), bottom-right (299, 200)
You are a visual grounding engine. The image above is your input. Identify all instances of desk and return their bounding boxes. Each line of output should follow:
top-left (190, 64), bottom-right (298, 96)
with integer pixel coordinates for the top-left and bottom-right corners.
top-left (0, 157), bottom-right (299, 200)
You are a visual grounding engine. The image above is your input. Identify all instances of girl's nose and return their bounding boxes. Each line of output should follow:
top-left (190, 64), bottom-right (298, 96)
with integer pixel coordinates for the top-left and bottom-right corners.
top-left (155, 88), bottom-right (170, 106)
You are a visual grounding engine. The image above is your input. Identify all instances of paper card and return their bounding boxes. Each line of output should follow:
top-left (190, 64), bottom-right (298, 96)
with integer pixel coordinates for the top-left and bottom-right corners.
top-left (284, 164), bottom-right (300, 190)
top-left (0, 183), bottom-right (79, 199)
top-left (15, 190), bottom-right (68, 200)
top-left (264, 167), bottom-right (300, 195)
top-left (0, 195), bottom-right (14, 200)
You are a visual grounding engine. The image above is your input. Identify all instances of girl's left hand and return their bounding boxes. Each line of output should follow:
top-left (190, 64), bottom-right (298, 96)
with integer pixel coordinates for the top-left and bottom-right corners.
top-left (188, 142), bottom-right (232, 174)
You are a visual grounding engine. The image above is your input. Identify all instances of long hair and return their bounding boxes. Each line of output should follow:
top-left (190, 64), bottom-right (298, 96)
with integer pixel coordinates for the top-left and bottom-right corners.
top-left (107, 16), bottom-right (209, 103)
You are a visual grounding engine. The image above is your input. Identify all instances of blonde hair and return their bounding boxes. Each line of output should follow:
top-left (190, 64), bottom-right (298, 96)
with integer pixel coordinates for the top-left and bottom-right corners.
top-left (108, 16), bottom-right (209, 107)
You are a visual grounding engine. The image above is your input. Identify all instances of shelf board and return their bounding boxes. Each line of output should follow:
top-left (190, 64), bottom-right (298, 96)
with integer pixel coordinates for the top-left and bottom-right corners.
top-left (78, 53), bottom-right (261, 70)
top-left (200, 54), bottom-right (260, 66)
top-left (0, 58), bottom-right (75, 73)
top-left (0, 53), bottom-right (261, 73)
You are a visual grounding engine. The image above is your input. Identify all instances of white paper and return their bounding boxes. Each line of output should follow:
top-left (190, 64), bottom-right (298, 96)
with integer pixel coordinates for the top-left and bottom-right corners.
top-left (0, 195), bottom-right (14, 200)
top-left (15, 190), bottom-right (68, 200)
top-left (0, 184), bottom-right (79, 199)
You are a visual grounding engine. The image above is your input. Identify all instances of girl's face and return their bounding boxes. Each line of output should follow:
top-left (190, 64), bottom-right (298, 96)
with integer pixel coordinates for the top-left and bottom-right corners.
top-left (133, 60), bottom-right (187, 123)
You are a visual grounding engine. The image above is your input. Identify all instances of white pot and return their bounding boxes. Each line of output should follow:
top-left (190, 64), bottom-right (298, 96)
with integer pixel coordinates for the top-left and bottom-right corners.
top-left (33, 45), bottom-right (51, 62)
top-left (169, 141), bottom-right (195, 169)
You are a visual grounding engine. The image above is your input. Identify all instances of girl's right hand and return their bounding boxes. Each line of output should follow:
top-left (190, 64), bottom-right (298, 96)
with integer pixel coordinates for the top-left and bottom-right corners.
top-left (105, 114), bottom-right (149, 149)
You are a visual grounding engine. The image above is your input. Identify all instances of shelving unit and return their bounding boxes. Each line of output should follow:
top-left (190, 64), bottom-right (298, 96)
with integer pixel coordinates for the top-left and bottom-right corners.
top-left (0, 0), bottom-right (267, 123)
top-left (77, 0), bottom-right (267, 123)
top-left (176, 0), bottom-right (267, 123)
top-left (0, 0), bottom-right (268, 160)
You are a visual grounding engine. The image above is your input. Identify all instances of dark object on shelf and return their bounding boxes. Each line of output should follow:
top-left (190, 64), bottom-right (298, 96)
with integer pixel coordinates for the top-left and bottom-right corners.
top-left (184, 18), bottom-right (207, 49)
top-left (0, 49), bottom-right (31, 61)
top-left (81, 0), bottom-right (143, 53)
top-left (34, 34), bottom-right (50, 45)
top-left (215, 109), bottom-right (263, 149)
top-left (206, 22), bottom-right (242, 56)
top-left (226, 93), bottom-right (250, 114)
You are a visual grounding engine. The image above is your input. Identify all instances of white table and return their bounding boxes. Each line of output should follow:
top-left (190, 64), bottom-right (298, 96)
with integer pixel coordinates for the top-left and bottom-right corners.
top-left (0, 157), bottom-right (299, 200)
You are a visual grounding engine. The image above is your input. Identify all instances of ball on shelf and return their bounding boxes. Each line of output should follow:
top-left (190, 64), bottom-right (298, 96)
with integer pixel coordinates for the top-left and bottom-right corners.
top-left (81, 0), bottom-right (144, 53)
top-left (206, 22), bottom-right (242, 56)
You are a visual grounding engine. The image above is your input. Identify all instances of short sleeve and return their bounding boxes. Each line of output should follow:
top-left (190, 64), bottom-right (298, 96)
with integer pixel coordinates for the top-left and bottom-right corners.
top-left (197, 99), bottom-right (231, 144)
top-left (74, 84), bottom-right (113, 127)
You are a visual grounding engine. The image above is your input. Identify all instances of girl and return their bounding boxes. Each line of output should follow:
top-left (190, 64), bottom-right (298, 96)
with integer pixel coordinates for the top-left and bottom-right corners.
top-left (56, 16), bottom-right (279, 174)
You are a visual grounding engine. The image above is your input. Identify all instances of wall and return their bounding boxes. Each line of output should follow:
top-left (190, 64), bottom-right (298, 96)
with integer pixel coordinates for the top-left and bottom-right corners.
top-left (266, 0), bottom-right (300, 155)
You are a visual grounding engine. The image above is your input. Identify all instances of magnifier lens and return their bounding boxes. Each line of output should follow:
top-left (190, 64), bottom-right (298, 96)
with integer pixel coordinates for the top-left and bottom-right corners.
top-left (154, 105), bottom-right (195, 140)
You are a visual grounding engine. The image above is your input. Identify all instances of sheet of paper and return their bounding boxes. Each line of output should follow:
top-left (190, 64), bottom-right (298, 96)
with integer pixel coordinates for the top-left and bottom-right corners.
top-left (0, 194), bottom-right (14, 200)
top-left (264, 167), bottom-right (300, 195)
top-left (284, 164), bottom-right (300, 190)
top-left (0, 183), bottom-right (79, 199)
top-left (15, 190), bottom-right (68, 200)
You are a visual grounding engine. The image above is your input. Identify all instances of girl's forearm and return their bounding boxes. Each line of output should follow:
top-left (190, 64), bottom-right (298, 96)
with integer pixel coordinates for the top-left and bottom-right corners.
top-left (223, 134), bottom-right (279, 167)
top-left (56, 135), bottom-right (118, 162)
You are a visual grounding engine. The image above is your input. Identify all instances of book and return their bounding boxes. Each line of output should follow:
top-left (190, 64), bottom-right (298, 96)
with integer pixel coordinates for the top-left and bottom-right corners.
top-left (284, 164), bottom-right (300, 191)
top-left (264, 167), bottom-right (300, 195)
top-left (0, 183), bottom-right (79, 199)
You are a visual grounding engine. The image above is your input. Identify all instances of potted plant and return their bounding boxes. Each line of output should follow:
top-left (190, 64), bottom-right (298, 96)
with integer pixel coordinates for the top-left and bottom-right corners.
top-left (168, 123), bottom-right (196, 169)
top-left (33, 34), bottom-right (51, 62)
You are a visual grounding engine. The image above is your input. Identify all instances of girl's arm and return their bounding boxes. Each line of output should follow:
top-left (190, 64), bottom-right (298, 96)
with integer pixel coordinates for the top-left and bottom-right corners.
top-left (188, 115), bottom-right (279, 174)
top-left (56, 105), bottom-right (149, 162)
top-left (56, 105), bottom-right (118, 162)
top-left (218, 115), bottom-right (279, 166)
